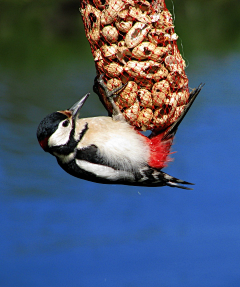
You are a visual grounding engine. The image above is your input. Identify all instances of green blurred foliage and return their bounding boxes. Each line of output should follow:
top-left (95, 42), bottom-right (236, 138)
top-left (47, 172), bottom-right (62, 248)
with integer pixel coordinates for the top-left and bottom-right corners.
top-left (0, 0), bottom-right (91, 69)
top-left (166, 0), bottom-right (240, 53)
top-left (0, 0), bottom-right (239, 69)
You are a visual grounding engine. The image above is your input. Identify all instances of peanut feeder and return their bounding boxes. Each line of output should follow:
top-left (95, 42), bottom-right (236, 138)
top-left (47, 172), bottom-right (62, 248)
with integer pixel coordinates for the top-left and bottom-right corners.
top-left (80, 0), bottom-right (189, 131)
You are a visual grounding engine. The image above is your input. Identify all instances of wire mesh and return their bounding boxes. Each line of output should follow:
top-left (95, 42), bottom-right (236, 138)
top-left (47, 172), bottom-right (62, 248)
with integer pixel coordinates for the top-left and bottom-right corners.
top-left (80, 0), bottom-right (189, 132)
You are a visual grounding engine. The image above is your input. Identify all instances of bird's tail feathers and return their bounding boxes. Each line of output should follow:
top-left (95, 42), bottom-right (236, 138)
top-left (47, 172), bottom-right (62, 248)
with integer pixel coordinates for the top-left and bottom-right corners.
top-left (162, 83), bottom-right (204, 141)
top-left (139, 166), bottom-right (194, 189)
top-left (162, 171), bottom-right (194, 190)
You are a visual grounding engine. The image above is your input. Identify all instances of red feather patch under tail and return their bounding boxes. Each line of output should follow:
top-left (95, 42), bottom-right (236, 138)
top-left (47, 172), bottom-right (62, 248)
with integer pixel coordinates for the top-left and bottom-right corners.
top-left (148, 133), bottom-right (173, 169)
top-left (138, 132), bottom-right (174, 169)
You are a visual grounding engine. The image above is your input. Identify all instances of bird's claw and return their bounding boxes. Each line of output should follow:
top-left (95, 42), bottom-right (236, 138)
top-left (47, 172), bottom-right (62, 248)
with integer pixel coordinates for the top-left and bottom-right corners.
top-left (96, 74), bottom-right (127, 122)
top-left (97, 74), bottom-right (127, 100)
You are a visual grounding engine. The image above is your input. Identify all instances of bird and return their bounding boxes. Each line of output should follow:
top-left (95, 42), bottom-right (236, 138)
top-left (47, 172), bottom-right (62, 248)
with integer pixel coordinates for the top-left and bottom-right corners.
top-left (37, 74), bottom-right (203, 189)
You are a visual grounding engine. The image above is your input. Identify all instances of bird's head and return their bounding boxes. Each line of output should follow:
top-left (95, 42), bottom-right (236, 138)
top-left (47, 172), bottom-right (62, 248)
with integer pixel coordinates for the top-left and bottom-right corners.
top-left (37, 93), bottom-right (89, 152)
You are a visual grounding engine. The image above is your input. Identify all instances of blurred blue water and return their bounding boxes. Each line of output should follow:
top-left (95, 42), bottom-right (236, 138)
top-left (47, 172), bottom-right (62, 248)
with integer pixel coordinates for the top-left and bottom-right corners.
top-left (0, 54), bottom-right (240, 287)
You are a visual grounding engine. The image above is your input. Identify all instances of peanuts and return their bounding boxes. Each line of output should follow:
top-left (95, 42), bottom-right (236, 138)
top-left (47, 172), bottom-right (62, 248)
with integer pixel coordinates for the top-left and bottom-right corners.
top-left (138, 89), bottom-right (152, 108)
top-left (117, 81), bottom-right (138, 108)
top-left (138, 108), bottom-right (153, 130)
top-left (101, 0), bottom-right (125, 25)
top-left (132, 42), bottom-right (157, 60)
top-left (80, 4), bottom-right (101, 43)
top-left (125, 22), bottom-right (152, 49)
top-left (152, 80), bottom-right (170, 106)
top-left (104, 62), bottom-right (123, 77)
top-left (115, 20), bottom-right (133, 33)
top-left (101, 44), bottom-right (118, 58)
top-left (123, 101), bottom-right (140, 125)
top-left (81, 0), bottom-right (189, 131)
top-left (102, 26), bottom-right (119, 43)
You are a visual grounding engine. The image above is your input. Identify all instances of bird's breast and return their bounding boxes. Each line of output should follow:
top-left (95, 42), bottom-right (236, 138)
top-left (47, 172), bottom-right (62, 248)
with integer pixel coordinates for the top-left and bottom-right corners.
top-left (75, 117), bottom-right (150, 171)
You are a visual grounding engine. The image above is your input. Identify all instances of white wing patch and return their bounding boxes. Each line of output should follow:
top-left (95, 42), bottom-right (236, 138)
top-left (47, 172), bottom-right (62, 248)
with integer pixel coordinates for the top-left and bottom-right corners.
top-left (76, 160), bottom-right (135, 181)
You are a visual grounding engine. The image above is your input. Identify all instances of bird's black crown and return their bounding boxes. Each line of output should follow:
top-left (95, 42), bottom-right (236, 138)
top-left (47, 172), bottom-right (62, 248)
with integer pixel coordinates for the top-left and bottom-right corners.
top-left (37, 112), bottom-right (67, 142)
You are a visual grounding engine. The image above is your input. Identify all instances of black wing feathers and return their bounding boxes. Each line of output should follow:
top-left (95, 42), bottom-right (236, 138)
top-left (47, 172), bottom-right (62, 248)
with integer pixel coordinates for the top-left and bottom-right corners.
top-left (75, 144), bottom-right (107, 166)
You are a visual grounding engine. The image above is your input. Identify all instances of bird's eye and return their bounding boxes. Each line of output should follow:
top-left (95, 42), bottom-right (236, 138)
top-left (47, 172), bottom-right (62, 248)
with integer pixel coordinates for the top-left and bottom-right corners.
top-left (62, 120), bottom-right (69, 127)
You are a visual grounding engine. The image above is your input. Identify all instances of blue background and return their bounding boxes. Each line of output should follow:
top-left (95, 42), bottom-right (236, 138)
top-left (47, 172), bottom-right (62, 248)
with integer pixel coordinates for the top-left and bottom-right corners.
top-left (0, 1), bottom-right (240, 286)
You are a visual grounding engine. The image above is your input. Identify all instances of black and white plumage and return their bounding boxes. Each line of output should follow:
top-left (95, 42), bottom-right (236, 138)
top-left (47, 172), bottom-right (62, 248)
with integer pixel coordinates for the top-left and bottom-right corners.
top-left (37, 76), bottom-right (203, 189)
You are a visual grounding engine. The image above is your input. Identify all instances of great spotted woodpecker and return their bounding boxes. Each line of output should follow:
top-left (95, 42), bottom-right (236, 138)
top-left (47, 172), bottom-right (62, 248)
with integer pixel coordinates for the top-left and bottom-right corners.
top-left (37, 74), bottom-right (203, 189)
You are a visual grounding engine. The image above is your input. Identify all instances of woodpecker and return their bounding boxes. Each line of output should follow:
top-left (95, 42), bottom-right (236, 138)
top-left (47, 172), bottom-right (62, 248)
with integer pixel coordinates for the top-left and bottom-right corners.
top-left (37, 74), bottom-right (203, 189)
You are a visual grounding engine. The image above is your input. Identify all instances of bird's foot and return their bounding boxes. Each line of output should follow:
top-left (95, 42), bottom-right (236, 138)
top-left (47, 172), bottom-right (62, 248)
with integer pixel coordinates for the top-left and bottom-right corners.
top-left (96, 74), bottom-right (127, 122)
top-left (97, 74), bottom-right (127, 100)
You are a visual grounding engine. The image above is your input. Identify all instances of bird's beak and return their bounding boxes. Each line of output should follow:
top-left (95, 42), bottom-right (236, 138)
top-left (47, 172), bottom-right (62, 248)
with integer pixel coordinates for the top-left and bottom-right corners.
top-left (69, 93), bottom-right (90, 120)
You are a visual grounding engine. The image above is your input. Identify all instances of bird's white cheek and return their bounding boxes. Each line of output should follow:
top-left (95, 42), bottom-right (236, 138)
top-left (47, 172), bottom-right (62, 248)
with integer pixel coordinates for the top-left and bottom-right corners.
top-left (48, 124), bottom-right (72, 147)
